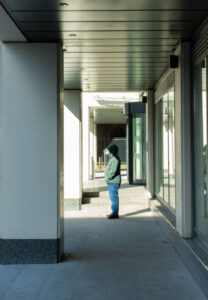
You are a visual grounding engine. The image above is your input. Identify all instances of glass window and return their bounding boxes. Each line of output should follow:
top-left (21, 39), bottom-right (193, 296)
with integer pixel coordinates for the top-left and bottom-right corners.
top-left (132, 113), bottom-right (146, 183)
top-left (155, 88), bottom-right (175, 211)
top-left (163, 94), bottom-right (169, 203)
top-left (155, 101), bottom-right (163, 197)
top-left (168, 90), bottom-right (176, 209)
top-left (193, 58), bottom-right (208, 246)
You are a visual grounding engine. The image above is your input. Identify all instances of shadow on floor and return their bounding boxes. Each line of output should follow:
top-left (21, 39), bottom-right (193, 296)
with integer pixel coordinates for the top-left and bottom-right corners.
top-left (120, 208), bottom-right (150, 218)
top-left (84, 183), bottom-right (145, 193)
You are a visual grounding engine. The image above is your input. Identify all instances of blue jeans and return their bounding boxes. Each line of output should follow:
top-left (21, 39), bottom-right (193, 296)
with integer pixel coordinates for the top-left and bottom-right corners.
top-left (108, 183), bottom-right (119, 215)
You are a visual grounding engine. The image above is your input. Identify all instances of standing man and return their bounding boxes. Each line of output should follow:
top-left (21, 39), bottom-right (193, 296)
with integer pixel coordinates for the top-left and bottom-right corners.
top-left (104, 144), bottom-right (121, 219)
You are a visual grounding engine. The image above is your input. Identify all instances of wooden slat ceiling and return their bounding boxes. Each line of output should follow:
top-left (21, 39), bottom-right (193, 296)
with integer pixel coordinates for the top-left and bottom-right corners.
top-left (1, 0), bottom-right (208, 91)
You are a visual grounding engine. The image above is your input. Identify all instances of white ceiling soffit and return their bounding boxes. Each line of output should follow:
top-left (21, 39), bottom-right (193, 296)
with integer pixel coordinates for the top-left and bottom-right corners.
top-left (2, 0), bottom-right (208, 91)
top-left (93, 108), bottom-right (126, 124)
top-left (0, 4), bottom-right (26, 41)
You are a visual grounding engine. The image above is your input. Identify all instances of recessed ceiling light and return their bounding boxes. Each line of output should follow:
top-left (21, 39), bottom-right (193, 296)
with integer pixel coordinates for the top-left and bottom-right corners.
top-left (59, 2), bottom-right (68, 7)
top-left (63, 45), bottom-right (70, 52)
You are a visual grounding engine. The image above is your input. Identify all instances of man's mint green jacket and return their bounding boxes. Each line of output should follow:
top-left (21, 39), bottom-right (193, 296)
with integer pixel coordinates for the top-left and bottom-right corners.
top-left (104, 154), bottom-right (121, 184)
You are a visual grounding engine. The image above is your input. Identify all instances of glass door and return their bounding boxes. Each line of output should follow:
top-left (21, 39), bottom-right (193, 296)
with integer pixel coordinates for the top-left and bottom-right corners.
top-left (132, 113), bottom-right (146, 184)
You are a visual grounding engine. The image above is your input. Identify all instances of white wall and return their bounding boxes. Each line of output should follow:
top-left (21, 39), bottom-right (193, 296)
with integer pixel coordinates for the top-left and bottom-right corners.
top-left (1, 43), bottom-right (63, 239)
top-left (82, 93), bottom-right (104, 182)
top-left (64, 90), bottom-right (82, 201)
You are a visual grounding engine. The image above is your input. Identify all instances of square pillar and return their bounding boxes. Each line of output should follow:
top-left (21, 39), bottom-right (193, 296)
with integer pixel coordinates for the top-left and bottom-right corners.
top-left (89, 116), bottom-right (96, 180)
top-left (82, 100), bottom-right (90, 182)
top-left (64, 90), bottom-right (82, 210)
top-left (175, 42), bottom-right (193, 237)
top-left (94, 123), bottom-right (97, 173)
top-left (0, 43), bottom-right (64, 263)
top-left (146, 90), bottom-right (155, 198)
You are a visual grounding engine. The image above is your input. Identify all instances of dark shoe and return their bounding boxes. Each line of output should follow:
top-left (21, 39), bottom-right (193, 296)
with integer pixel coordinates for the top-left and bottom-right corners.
top-left (107, 213), bottom-right (119, 219)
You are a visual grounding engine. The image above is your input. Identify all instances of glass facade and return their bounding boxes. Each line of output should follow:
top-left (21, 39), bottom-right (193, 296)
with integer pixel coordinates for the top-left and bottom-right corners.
top-left (193, 58), bottom-right (208, 246)
top-left (132, 113), bottom-right (146, 183)
top-left (155, 88), bottom-right (176, 211)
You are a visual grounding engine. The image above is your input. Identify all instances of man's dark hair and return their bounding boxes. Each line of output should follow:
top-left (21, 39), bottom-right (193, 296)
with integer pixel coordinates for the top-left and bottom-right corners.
top-left (108, 144), bottom-right (118, 155)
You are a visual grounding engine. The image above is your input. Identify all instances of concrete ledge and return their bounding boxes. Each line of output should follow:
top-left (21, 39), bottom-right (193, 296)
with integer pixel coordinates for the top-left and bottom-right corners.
top-left (64, 198), bottom-right (81, 211)
top-left (150, 199), bottom-right (208, 298)
top-left (0, 238), bottom-right (62, 264)
top-left (83, 191), bottom-right (100, 198)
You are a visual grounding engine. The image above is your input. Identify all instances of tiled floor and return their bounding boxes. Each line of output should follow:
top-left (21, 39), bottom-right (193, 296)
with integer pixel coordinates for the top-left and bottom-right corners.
top-left (0, 178), bottom-right (207, 300)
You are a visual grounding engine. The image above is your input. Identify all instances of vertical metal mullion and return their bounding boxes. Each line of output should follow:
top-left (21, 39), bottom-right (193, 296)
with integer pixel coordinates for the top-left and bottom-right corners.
top-left (162, 97), bottom-right (164, 201)
top-left (206, 57), bottom-right (208, 217)
top-left (168, 91), bottom-right (170, 206)
top-left (174, 85), bottom-right (176, 208)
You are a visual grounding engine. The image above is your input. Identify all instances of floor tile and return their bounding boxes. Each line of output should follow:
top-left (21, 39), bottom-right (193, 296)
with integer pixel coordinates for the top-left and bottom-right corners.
top-left (3, 265), bottom-right (52, 300)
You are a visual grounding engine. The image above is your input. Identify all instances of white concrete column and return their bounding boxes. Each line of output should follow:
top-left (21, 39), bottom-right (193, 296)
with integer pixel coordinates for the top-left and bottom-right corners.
top-left (146, 90), bottom-right (155, 198)
top-left (175, 42), bottom-right (193, 238)
top-left (64, 90), bottom-right (82, 210)
top-left (89, 116), bottom-right (96, 179)
top-left (82, 99), bottom-right (90, 182)
top-left (0, 43), bottom-right (64, 263)
top-left (94, 123), bottom-right (97, 172)
top-left (89, 116), bottom-right (93, 179)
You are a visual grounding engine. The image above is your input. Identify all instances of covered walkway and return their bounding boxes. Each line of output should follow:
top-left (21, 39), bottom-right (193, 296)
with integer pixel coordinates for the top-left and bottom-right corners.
top-left (0, 180), bottom-right (207, 300)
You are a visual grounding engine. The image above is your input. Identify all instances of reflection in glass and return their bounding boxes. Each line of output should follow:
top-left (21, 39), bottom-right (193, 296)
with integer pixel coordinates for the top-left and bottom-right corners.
top-left (169, 90), bottom-right (175, 208)
top-left (202, 61), bottom-right (208, 218)
top-left (132, 114), bottom-right (146, 182)
top-left (163, 94), bottom-right (169, 203)
top-left (194, 58), bottom-right (208, 246)
top-left (155, 88), bottom-right (175, 211)
top-left (155, 101), bottom-right (163, 198)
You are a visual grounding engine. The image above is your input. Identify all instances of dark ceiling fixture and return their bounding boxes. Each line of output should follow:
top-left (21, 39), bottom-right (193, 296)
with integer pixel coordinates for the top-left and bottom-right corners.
top-left (59, 2), bottom-right (69, 7)
top-left (142, 96), bottom-right (147, 103)
top-left (169, 55), bottom-right (178, 69)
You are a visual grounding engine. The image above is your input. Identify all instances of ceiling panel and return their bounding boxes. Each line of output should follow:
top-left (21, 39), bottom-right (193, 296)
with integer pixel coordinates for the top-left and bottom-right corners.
top-left (64, 67), bottom-right (167, 71)
top-left (64, 57), bottom-right (169, 63)
top-left (63, 52), bottom-right (174, 58)
top-left (63, 46), bottom-right (174, 52)
top-left (18, 30), bottom-right (192, 41)
top-left (64, 62), bottom-right (168, 67)
top-left (21, 21), bottom-right (198, 32)
top-left (63, 39), bottom-right (177, 46)
top-left (64, 75), bottom-right (163, 79)
top-left (12, 10), bottom-right (208, 22)
top-left (3, 0), bottom-right (208, 10)
top-left (65, 79), bottom-right (156, 84)
top-left (1, 0), bottom-right (208, 91)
